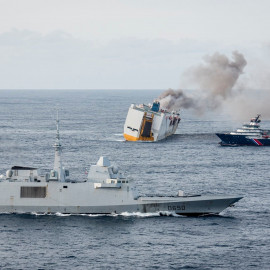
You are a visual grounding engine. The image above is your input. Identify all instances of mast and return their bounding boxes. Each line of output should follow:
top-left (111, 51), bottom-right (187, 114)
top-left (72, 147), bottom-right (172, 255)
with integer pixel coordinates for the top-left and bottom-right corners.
top-left (53, 110), bottom-right (65, 182)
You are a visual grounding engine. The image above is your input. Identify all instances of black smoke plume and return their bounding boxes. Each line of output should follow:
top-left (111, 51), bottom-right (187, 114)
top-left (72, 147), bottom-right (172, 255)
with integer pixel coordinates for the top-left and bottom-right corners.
top-left (157, 51), bottom-right (247, 113)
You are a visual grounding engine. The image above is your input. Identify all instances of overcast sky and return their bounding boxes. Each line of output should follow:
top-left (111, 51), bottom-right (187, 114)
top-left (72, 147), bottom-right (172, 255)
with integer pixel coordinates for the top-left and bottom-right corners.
top-left (0, 0), bottom-right (269, 89)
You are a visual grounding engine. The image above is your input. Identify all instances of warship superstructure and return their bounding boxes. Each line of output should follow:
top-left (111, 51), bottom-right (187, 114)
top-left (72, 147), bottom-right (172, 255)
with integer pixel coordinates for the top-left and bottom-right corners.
top-left (0, 114), bottom-right (242, 216)
top-left (216, 115), bottom-right (270, 146)
top-left (124, 101), bottom-right (180, 142)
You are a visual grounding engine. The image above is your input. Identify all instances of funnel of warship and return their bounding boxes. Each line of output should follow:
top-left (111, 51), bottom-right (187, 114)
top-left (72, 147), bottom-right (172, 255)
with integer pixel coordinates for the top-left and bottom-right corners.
top-left (124, 101), bottom-right (180, 142)
top-left (0, 114), bottom-right (242, 216)
top-left (216, 115), bottom-right (270, 146)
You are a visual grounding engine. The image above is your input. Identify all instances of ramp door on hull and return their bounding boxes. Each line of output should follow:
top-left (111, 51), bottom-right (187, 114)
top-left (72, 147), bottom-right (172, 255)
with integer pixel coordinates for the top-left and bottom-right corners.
top-left (141, 121), bottom-right (152, 137)
top-left (139, 112), bottom-right (154, 141)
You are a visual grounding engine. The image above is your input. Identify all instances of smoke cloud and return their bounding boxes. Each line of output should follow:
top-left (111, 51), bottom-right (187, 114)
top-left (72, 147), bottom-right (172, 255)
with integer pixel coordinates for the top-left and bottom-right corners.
top-left (190, 51), bottom-right (247, 98)
top-left (157, 51), bottom-right (247, 114)
top-left (158, 89), bottom-right (197, 110)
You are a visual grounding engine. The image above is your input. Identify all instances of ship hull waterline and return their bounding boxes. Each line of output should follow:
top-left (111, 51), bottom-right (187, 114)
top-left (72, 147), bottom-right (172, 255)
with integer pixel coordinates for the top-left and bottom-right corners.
top-left (216, 133), bottom-right (270, 146)
top-left (0, 196), bottom-right (242, 217)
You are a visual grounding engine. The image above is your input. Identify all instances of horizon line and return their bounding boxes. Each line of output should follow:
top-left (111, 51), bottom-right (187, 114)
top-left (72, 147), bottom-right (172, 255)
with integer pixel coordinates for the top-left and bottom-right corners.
top-left (0, 88), bottom-right (269, 91)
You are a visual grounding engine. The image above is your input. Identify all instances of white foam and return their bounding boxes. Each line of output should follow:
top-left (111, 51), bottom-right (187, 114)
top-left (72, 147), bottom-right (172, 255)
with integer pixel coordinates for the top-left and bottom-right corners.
top-left (7, 211), bottom-right (183, 218)
top-left (84, 214), bottom-right (109, 217)
top-left (115, 211), bottom-right (182, 218)
top-left (119, 211), bottom-right (161, 217)
top-left (159, 211), bottom-right (182, 217)
top-left (55, 212), bottom-right (72, 217)
top-left (31, 212), bottom-right (47, 216)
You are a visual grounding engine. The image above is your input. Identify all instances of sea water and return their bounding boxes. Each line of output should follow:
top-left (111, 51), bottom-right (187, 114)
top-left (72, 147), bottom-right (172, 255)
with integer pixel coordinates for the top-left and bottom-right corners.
top-left (0, 90), bottom-right (269, 269)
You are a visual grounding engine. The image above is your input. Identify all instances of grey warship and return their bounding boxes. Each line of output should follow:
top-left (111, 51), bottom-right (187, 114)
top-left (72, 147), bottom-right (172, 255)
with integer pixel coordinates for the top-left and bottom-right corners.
top-left (0, 115), bottom-right (242, 216)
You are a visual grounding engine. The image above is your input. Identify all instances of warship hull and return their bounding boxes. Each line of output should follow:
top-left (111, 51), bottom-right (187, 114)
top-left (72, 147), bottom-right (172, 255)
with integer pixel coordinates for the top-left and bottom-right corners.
top-left (0, 115), bottom-right (242, 217)
top-left (0, 182), bottom-right (242, 216)
top-left (216, 133), bottom-right (270, 146)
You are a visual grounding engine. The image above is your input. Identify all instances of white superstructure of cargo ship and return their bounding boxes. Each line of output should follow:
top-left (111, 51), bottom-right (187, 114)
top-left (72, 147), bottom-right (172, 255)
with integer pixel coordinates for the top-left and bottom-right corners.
top-left (123, 101), bottom-right (180, 142)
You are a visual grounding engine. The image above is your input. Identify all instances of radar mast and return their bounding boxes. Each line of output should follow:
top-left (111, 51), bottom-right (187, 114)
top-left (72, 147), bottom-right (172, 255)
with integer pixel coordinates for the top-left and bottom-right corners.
top-left (53, 110), bottom-right (65, 182)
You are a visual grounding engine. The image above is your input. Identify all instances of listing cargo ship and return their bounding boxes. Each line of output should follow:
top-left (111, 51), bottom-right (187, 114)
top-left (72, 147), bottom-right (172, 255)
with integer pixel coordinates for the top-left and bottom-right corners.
top-left (216, 115), bottom-right (270, 146)
top-left (123, 101), bottom-right (180, 142)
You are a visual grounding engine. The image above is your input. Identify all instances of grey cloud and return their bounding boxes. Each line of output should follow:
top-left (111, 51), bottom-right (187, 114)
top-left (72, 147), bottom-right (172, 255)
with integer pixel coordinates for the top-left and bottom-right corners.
top-left (0, 29), bottom-right (218, 89)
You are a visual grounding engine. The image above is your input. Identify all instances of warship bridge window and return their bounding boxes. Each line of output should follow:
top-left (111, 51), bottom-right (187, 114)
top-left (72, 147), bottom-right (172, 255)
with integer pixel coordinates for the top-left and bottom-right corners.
top-left (63, 185), bottom-right (68, 188)
top-left (117, 180), bottom-right (121, 183)
top-left (20, 186), bottom-right (46, 198)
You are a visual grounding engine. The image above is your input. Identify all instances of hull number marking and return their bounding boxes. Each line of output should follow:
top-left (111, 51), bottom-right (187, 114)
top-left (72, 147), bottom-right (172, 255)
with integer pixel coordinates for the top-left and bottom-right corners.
top-left (168, 205), bottom-right (185, 211)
